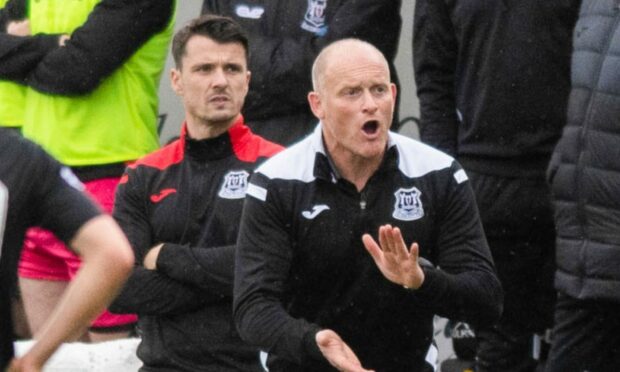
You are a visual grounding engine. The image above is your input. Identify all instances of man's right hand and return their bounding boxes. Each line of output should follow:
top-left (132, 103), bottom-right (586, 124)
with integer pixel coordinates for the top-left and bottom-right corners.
top-left (7, 20), bottom-right (31, 36)
top-left (7, 354), bottom-right (43, 372)
top-left (316, 329), bottom-right (374, 372)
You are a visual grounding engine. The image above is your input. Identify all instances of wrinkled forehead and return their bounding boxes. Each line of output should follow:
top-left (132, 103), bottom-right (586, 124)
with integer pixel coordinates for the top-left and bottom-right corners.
top-left (324, 55), bottom-right (390, 89)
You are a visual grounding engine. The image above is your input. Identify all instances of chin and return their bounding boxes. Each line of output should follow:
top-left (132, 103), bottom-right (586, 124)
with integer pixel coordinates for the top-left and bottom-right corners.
top-left (357, 146), bottom-right (385, 160)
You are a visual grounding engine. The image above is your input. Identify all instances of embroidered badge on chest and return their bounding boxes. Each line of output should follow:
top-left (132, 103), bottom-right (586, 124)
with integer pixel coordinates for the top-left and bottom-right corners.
top-left (301, 0), bottom-right (328, 35)
top-left (393, 187), bottom-right (424, 221)
top-left (218, 170), bottom-right (250, 199)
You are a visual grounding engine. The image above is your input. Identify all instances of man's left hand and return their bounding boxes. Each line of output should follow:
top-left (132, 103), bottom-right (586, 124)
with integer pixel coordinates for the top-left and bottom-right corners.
top-left (143, 243), bottom-right (164, 270)
top-left (362, 224), bottom-right (425, 289)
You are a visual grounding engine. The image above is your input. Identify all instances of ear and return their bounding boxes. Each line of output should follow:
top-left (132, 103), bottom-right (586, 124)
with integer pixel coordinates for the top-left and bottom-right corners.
top-left (390, 83), bottom-right (397, 102)
top-left (308, 91), bottom-right (324, 120)
top-left (170, 68), bottom-right (183, 96)
top-left (244, 70), bottom-right (251, 94)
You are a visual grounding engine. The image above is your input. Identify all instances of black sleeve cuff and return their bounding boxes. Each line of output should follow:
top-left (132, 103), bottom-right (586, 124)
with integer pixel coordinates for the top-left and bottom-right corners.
top-left (156, 242), bottom-right (183, 274)
top-left (302, 325), bottom-right (324, 361)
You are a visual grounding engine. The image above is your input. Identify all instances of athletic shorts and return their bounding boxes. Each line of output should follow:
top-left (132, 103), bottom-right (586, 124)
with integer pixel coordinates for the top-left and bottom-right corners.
top-left (18, 176), bottom-right (137, 330)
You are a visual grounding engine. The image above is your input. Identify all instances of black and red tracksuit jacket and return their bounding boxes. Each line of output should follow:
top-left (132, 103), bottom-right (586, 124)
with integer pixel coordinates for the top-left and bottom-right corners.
top-left (110, 116), bottom-right (283, 371)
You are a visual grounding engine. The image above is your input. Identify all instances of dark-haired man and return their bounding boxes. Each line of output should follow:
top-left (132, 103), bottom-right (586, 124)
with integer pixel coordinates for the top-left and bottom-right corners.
top-left (111, 15), bottom-right (283, 371)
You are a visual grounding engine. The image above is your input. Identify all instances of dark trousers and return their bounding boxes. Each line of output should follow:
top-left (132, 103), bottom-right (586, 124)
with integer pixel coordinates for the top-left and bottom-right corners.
top-left (545, 294), bottom-right (620, 372)
top-left (467, 171), bottom-right (557, 372)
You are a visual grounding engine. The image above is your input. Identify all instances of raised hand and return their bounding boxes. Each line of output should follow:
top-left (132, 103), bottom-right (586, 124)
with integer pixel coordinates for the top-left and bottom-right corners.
top-left (362, 224), bottom-right (425, 289)
top-left (316, 329), bottom-right (374, 372)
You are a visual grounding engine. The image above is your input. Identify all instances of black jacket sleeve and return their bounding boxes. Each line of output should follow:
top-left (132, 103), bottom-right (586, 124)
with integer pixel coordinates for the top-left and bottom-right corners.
top-left (413, 0), bottom-right (459, 156)
top-left (233, 176), bottom-right (324, 365)
top-left (156, 243), bottom-right (235, 297)
top-left (412, 162), bottom-right (503, 328)
top-left (0, 0), bottom-right (174, 95)
top-left (110, 267), bottom-right (214, 315)
top-left (111, 168), bottom-right (214, 316)
top-left (0, 0), bottom-right (60, 80)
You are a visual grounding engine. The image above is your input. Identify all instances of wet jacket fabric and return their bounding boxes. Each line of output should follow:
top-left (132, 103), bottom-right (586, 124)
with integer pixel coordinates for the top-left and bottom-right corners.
top-left (548, 0), bottom-right (620, 303)
top-left (111, 117), bottom-right (283, 371)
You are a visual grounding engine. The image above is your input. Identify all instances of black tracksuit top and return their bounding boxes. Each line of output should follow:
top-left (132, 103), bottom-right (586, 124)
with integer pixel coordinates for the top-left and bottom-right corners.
top-left (234, 126), bottom-right (503, 372)
top-left (414, 0), bottom-right (580, 177)
top-left (111, 117), bottom-right (282, 371)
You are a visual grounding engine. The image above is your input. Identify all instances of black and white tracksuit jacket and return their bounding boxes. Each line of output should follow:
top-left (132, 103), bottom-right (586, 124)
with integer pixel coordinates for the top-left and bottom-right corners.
top-left (111, 117), bottom-right (283, 371)
top-left (234, 125), bottom-right (503, 371)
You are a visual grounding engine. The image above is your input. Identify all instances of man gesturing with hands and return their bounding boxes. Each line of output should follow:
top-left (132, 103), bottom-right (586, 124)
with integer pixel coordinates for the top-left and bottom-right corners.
top-left (233, 38), bottom-right (502, 372)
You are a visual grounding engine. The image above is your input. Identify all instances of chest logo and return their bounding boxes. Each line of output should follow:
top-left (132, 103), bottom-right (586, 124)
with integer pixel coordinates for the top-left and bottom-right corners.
top-left (219, 170), bottom-right (250, 199)
top-left (301, 0), bottom-right (328, 36)
top-left (151, 188), bottom-right (177, 203)
top-left (393, 187), bottom-right (424, 221)
top-left (302, 204), bottom-right (330, 219)
top-left (235, 4), bottom-right (264, 19)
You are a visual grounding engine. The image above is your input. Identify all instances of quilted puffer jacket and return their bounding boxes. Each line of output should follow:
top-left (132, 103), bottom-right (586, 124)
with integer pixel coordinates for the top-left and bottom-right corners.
top-left (548, 0), bottom-right (620, 302)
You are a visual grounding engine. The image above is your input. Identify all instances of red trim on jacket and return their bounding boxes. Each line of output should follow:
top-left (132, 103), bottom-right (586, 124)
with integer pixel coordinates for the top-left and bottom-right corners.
top-left (126, 127), bottom-right (187, 173)
top-left (123, 116), bottom-right (283, 181)
top-left (229, 116), bottom-right (284, 161)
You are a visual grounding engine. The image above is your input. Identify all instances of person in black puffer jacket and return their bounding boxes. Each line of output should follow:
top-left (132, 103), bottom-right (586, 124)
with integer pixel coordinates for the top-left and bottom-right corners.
top-left (545, 1), bottom-right (620, 370)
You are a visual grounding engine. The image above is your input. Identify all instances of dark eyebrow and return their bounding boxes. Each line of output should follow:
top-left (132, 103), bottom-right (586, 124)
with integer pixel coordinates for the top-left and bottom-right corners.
top-left (191, 63), bottom-right (213, 71)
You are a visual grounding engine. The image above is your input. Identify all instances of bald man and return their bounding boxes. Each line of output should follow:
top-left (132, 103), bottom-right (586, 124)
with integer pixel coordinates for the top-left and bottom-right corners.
top-left (233, 39), bottom-right (503, 372)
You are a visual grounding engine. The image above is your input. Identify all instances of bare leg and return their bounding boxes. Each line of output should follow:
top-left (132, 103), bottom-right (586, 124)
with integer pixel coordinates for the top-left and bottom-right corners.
top-left (19, 277), bottom-right (88, 341)
top-left (11, 295), bottom-right (31, 339)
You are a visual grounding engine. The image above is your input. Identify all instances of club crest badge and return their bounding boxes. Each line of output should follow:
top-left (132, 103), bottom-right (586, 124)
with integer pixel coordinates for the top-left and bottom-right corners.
top-left (218, 170), bottom-right (250, 199)
top-left (393, 187), bottom-right (424, 221)
top-left (301, 0), bottom-right (328, 36)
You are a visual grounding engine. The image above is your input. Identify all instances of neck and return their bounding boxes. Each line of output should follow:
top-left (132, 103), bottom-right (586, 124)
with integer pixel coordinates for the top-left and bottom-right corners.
top-left (330, 151), bottom-right (383, 192)
top-left (185, 115), bottom-right (238, 140)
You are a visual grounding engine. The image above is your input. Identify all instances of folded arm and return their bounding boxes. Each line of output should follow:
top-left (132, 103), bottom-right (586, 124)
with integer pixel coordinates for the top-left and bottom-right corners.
top-left (0, 0), bottom-right (174, 94)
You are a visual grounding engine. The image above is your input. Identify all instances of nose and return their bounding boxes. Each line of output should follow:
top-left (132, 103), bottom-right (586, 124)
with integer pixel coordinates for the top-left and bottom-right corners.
top-left (361, 90), bottom-right (378, 114)
top-left (212, 68), bottom-right (228, 88)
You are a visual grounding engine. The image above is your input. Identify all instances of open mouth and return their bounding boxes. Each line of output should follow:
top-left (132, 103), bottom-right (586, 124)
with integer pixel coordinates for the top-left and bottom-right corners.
top-left (362, 120), bottom-right (379, 135)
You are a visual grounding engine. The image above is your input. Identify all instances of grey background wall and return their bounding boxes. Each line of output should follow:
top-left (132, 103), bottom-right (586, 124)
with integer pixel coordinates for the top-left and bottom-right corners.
top-left (157, 1), bottom-right (419, 143)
